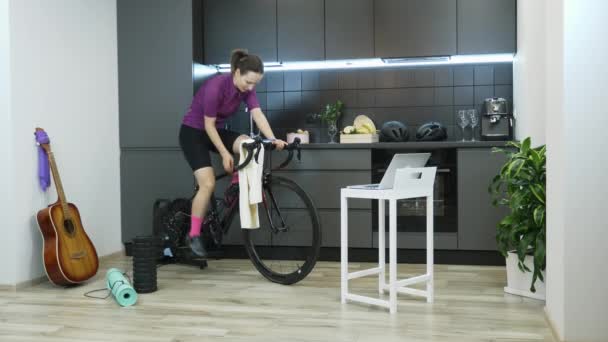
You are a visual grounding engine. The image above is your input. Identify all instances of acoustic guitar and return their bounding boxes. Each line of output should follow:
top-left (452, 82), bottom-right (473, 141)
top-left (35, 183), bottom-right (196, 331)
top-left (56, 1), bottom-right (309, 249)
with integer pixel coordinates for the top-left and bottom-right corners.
top-left (35, 128), bottom-right (98, 286)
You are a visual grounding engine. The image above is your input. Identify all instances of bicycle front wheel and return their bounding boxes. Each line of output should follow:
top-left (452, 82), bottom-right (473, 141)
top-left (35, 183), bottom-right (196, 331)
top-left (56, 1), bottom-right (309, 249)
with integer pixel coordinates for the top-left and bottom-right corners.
top-left (242, 175), bottom-right (321, 285)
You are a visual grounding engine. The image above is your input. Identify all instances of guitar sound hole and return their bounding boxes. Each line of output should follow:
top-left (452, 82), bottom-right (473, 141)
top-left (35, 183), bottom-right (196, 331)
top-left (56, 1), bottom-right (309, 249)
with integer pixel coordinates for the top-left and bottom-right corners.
top-left (63, 219), bottom-right (75, 235)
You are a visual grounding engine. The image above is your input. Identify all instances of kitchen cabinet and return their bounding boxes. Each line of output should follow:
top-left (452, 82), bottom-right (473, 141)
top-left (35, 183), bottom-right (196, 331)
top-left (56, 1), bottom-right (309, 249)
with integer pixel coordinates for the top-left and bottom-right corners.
top-left (457, 148), bottom-right (509, 250)
top-left (120, 151), bottom-right (231, 244)
top-left (120, 150), bottom-right (194, 243)
top-left (199, 0), bottom-right (517, 65)
top-left (457, 0), bottom-right (517, 54)
top-left (117, 0), bottom-right (193, 148)
top-left (277, 0), bottom-right (325, 61)
top-left (325, 0), bottom-right (374, 59)
top-left (203, 0), bottom-right (277, 64)
top-left (274, 148), bottom-right (373, 248)
top-left (374, 0), bottom-right (457, 58)
top-left (373, 232), bottom-right (458, 250)
top-left (323, 210), bottom-right (372, 248)
top-left (273, 171), bottom-right (371, 209)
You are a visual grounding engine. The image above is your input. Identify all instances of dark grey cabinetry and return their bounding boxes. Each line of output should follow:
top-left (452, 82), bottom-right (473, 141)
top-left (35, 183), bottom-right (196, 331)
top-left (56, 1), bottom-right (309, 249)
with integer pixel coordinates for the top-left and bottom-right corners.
top-left (200, 0), bottom-right (516, 64)
top-left (117, 0), bottom-right (193, 148)
top-left (203, 0), bottom-right (277, 64)
top-left (457, 0), bottom-right (517, 54)
top-left (374, 0), bottom-right (457, 58)
top-left (120, 150), bottom-right (194, 243)
top-left (120, 151), bottom-right (231, 244)
top-left (277, 0), bottom-right (325, 61)
top-left (275, 148), bottom-right (373, 247)
top-left (325, 0), bottom-right (374, 59)
top-left (457, 148), bottom-right (509, 250)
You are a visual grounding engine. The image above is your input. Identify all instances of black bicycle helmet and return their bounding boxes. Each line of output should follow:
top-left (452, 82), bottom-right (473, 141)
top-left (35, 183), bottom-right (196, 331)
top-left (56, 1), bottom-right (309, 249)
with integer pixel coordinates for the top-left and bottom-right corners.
top-left (380, 121), bottom-right (410, 142)
top-left (416, 122), bottom-right (448, 141)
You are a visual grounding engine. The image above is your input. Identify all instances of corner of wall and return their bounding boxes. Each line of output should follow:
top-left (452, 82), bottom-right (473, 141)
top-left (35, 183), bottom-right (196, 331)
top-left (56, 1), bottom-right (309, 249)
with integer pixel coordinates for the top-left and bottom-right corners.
top-left (0, 0), bottom-right (17, 286)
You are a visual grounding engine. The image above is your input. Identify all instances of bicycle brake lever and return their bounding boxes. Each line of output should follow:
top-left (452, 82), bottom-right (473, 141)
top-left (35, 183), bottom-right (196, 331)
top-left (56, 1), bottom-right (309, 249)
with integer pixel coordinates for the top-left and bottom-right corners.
top-left (254, 145), bottom-right (262, 163)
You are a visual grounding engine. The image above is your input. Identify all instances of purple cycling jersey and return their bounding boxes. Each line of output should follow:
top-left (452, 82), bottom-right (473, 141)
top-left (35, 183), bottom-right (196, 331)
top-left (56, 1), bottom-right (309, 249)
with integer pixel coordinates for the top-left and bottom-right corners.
top-left (182, 73), bottom-right (260, 130)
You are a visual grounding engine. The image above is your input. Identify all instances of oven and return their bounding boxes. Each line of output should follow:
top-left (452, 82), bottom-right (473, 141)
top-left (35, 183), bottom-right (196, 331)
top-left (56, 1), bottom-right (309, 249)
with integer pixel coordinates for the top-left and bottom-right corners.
top-left (371, 149), bottom-right (457, 233)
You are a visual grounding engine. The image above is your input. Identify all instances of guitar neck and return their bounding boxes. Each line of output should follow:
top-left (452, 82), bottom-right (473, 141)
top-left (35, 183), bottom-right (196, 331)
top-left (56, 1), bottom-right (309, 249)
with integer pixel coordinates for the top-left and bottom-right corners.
top-left (47, 152), bottom-right (70, 218)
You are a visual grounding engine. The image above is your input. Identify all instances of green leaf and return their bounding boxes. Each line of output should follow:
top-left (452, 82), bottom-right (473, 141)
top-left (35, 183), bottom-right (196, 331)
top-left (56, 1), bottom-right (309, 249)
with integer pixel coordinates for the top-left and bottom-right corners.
top-left (506, 141), bottom-right (521, 149)
top-left (533, 206), bottom-right (545, 226)
top-left (530, 185), bottom-right (546, 204)
top-left (518, 233), bottom-right (535, 261)
top-left (521, 137), bottom-right (531, 154)
top-left (507, 159), bottom-right (523, 177)
top-left (535, 238), bottom-right (546, 269)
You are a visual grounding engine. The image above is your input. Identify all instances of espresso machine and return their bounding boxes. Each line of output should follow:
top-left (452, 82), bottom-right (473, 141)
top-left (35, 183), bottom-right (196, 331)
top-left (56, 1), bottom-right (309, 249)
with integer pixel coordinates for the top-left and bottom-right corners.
top-left (481, 97), bottom-right (513, 141)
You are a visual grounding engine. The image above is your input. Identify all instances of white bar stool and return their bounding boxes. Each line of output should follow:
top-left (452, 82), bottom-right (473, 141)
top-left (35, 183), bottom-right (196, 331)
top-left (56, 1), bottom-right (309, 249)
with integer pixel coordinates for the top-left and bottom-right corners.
top-left (340, 167), bottom-right (437, 313)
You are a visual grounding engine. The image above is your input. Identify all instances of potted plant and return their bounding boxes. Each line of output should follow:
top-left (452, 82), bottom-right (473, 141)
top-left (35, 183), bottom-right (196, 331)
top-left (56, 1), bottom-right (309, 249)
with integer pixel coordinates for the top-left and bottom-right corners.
top-left (490, 137), bottom-right (546, 300)
top-left (318, 100), bottom-right (344, 143)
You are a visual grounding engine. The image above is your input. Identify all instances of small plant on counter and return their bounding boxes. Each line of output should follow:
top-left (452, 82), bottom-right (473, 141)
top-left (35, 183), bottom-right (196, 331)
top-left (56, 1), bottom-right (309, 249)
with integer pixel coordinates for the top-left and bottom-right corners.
top-left (318, 100), bottom-right (344, 125)
top-left (317, 100), bottom-right (344, 143)
top-left (489, 137), bottom-right (546, 292)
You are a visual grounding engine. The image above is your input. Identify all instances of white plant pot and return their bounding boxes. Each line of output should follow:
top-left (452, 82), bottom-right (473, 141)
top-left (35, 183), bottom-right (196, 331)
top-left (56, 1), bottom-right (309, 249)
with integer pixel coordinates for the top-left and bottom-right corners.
top-left (504, 251), bottom-right (546, 301)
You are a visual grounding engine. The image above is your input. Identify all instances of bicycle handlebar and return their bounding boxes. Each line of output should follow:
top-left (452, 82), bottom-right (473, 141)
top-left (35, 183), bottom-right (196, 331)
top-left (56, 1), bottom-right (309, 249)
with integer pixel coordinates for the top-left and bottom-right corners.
top-left (234, 137), bottom-right (301, 172)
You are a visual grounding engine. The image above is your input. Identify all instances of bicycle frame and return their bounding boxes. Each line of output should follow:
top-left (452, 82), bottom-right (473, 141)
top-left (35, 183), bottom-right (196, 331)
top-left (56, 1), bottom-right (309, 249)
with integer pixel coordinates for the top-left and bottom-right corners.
top-left (207, 171), bottom-right (287, 248)
top-left (201, 140), bottom-right (301, 248)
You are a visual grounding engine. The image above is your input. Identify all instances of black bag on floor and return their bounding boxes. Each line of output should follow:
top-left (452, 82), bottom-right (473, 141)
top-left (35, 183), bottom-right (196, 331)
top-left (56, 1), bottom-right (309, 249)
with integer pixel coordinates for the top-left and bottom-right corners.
top-left (153, 198), bottom-right (191, 259)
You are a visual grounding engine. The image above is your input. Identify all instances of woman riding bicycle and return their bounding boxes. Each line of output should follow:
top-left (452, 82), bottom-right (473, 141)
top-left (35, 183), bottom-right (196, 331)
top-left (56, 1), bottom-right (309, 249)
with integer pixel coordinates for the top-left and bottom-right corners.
top-left (179, 49), bottom-right (287, 257)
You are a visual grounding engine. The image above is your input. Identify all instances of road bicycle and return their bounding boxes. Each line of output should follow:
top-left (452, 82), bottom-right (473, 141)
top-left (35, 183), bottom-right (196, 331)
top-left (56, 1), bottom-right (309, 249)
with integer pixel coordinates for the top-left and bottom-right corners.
top-left (156, 137), bottom-right (321, 285)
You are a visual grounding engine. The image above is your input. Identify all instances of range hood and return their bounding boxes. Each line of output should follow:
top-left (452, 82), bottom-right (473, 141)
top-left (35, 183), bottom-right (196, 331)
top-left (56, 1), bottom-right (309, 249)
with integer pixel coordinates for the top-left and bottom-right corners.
top-left (211, 53), bottom-right (514, 73)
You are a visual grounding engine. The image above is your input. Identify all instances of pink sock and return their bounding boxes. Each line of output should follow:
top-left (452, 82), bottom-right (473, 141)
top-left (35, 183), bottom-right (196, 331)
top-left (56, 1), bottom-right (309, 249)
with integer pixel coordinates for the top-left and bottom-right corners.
top-left (231, 172), bottom-right (239, 185)
top-left (189, 215), bottom-right (203, 238)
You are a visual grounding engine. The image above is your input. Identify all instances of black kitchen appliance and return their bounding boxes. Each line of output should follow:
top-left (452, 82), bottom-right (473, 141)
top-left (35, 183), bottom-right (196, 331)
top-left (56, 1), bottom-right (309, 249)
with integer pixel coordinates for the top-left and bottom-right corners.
top-left (371, 149), bottom-right (457, 233)
top-left (481, 97), bottom-right (513, 141)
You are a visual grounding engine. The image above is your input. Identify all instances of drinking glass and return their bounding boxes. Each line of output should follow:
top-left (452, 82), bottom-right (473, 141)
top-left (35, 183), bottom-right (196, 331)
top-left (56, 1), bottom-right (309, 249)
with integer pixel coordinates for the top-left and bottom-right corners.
top-left (468, 109), bottom-right (478, 142)
top-left (457, 110), bottom-right (469, 142)
top-left (327, 121), bottom-right (338, 143)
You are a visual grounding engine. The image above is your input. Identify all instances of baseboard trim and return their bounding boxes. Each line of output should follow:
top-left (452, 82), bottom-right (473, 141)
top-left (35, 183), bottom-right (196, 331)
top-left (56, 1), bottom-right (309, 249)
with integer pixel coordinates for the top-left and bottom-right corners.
top-left (0, 284), bottom-right (16, 292)
top-left (124, 242), bottom-right (506, 266)
top-left (544, 307), bottom-right (564, 342)
top-left (11, 248), bottom-right (126, 290)
top-left (15, 275), bottom-right (48, 289)
top-left (504, 286), bottom-right (546, 301)
top-left (98, 250), bottom-right (126, 263)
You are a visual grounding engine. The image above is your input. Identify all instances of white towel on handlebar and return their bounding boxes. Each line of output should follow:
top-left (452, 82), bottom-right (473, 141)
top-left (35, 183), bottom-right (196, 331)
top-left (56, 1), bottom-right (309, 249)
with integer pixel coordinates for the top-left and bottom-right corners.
top-left (238, 139), bottom-right (264, 229)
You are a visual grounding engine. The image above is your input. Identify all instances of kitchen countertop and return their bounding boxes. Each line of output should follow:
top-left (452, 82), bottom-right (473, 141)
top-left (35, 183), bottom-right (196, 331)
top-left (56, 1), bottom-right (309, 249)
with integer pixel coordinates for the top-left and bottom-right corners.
top-left (299, 141), bottom-right (514, 149)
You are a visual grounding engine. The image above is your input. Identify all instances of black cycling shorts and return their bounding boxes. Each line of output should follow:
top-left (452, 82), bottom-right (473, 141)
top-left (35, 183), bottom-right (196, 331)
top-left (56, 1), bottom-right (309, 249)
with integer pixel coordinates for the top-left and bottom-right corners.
top-left (179, 124), bottom-right (242, 171)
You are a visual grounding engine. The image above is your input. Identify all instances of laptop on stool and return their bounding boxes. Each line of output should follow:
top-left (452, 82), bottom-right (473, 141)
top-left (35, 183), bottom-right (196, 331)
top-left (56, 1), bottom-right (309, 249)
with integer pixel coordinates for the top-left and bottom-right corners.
top-left (347, 153), bottom-right (431, 190)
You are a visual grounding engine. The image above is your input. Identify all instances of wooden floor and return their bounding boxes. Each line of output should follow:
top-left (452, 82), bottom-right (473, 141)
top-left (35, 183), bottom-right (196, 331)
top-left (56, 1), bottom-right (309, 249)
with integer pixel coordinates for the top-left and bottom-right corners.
top-left (0, 254), bottom-right (554, 342)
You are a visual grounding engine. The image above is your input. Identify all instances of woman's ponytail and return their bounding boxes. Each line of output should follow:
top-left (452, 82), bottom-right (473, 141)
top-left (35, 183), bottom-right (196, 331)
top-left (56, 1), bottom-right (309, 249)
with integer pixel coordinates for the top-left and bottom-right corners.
top-left (230, 49), bottom-right (264, 75)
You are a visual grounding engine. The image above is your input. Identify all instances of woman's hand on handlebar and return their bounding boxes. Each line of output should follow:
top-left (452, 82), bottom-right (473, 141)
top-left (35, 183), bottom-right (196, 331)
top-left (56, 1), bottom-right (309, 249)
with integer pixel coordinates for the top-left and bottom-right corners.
top-left (272, 139), bottom-right (288, 151)
top-left (221, 151), bottom-right (234, 173)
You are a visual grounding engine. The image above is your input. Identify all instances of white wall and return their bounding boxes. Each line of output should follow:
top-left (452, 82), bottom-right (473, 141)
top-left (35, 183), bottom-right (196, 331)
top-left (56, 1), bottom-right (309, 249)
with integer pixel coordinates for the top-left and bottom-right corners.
top-left (513, 0), bottom-right (547, 145)
top-left (544, 0), bottom-right (566, 338)
top-left (0, 0), bottom-right (17, 286)
top-left (7, 0), bottom-right (121, 285)
top-left (560, 0), bottom-right (608, 340)
top-left (513, 1), bottom-right (608, 340)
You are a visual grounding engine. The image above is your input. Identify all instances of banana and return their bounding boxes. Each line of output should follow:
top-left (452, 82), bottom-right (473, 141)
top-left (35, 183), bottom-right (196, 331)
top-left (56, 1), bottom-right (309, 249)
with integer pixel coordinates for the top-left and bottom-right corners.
top-left (362, 123), bottom-right (376, 134)
top-left (343, 125), bottom-right (355, 134)
top-left (356, 126), bottom-right (371, 134)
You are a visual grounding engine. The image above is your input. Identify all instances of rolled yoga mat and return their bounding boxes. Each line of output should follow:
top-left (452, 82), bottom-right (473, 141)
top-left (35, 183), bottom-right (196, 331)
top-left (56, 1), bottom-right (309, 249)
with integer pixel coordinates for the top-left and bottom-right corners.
top-left (106, 268), bottom-right (138, 307)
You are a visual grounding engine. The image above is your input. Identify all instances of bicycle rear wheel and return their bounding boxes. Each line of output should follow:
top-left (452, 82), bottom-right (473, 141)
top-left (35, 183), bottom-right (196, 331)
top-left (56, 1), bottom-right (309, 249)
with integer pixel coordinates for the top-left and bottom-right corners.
top-left (242, 175), bottom-right (321, 285)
